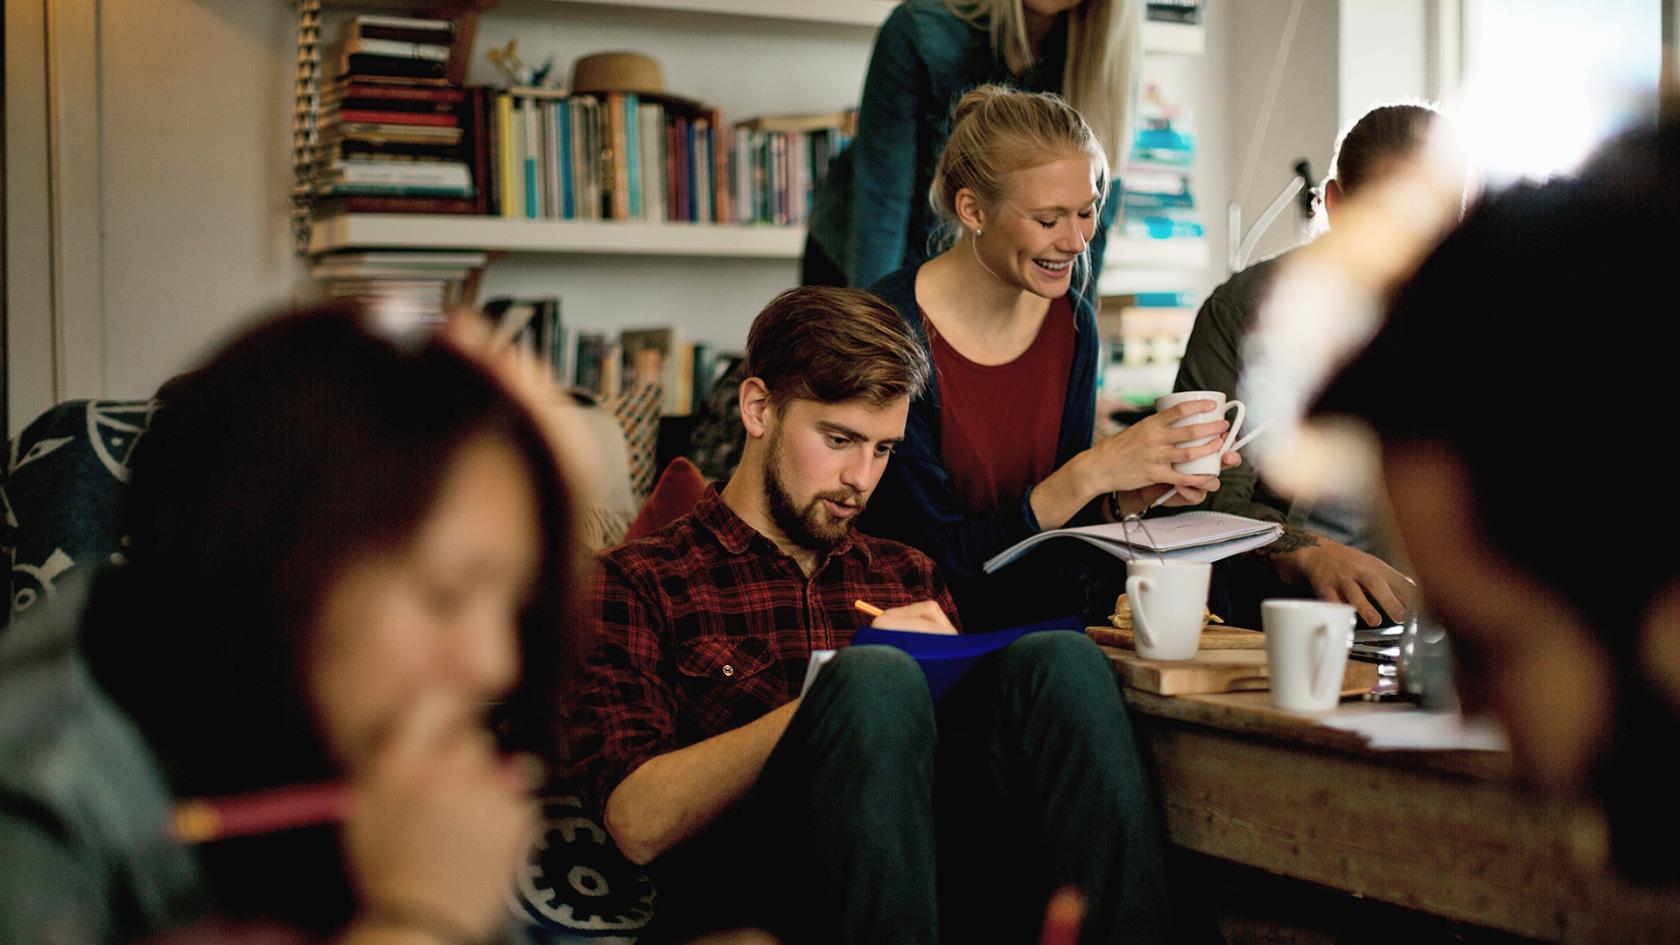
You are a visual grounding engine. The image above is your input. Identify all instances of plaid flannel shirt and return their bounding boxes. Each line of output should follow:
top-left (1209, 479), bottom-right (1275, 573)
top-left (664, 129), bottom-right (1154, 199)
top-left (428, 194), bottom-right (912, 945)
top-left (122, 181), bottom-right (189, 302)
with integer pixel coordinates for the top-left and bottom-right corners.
top-left (564, 486), bottom-right (960, 812)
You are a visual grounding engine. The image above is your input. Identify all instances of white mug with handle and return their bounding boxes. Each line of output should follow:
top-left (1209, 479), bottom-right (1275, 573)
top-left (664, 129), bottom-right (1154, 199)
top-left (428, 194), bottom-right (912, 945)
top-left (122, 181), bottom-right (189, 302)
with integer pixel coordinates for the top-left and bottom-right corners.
top-left (1262, 599), bottom-right (1356, 712)
top-left (1124, 560), bottom-right (1212, 661)
top-left (1155, 390), bottom-right (1246, 476)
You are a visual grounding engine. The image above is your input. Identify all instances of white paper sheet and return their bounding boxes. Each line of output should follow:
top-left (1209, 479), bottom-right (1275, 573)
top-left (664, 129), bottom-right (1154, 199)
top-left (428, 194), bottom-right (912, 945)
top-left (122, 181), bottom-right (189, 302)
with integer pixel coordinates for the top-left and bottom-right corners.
top-left (1321, 710), bottom-right (1509, 752)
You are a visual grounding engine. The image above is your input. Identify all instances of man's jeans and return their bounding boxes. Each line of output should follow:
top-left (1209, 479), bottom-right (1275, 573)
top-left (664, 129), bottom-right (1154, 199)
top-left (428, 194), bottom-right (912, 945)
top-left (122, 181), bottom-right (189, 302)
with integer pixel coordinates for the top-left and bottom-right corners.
top-left (644, 631), bottom-right (1170, 945)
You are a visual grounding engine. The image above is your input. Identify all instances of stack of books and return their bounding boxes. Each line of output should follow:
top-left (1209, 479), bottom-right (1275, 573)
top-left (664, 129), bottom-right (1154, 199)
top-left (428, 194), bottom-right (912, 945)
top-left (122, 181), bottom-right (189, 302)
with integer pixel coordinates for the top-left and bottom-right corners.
top-left (1097, 291), bottom-right (1197, 407)
top-left (1120, 75), bottom-right (1204, 243)
top-left (312, 250), bottom-right (487, 316)
top-left (731, 111), bottom-right (855, 226)
top-left (312, 16), bottom-right (481, 214)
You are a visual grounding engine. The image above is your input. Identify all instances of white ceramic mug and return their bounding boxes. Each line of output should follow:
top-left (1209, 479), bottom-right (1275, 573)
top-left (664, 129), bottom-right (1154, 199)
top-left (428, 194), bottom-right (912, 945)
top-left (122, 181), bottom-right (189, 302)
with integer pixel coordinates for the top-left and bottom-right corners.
top-left (1155, 390), bottom-right (1246, 476)
top-left (1262, 599), bottom-right (1356, 712)
top-left (1124, 560), bottom-right (1212, 661)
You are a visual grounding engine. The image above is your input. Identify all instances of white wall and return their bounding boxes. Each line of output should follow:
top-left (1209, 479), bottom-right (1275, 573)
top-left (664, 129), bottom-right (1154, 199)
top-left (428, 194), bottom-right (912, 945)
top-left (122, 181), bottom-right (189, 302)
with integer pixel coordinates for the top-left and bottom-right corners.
top-left (1221, 0), bottom-right (1341, 268)
top-left (5, 0), bottom-right (57, 436)
top-left (1338, 0), bottom-right (1429, 129)
top-left (98, 0), bottom-right (306, 402)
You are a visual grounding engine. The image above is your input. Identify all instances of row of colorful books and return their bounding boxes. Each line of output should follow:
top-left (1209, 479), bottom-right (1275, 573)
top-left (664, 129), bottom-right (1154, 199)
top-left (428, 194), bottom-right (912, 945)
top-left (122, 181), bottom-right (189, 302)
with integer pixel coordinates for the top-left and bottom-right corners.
top-left (484, 296), bottom-right (733, 416)
top-left (486, 93), bottom-right (853, 225)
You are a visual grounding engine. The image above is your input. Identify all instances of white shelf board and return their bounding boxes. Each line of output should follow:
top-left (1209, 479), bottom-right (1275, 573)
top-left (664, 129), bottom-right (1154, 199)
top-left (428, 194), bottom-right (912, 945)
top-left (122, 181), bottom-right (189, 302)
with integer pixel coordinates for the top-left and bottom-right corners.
top-left (326, 3), bottom-right (1197, 39)
top-left (540, 0), bottom-right (893, 28)
top-left (1110, 235), bottom-right (1208, 270)
top-left (1141, 20), bottom-right (1205, 55)
top-left (1100, 267), bottom-right (1203, 297)
top-left (309, 214), bottom-right (806, 258)
top-left (324, 0), bottom-right (894, 28)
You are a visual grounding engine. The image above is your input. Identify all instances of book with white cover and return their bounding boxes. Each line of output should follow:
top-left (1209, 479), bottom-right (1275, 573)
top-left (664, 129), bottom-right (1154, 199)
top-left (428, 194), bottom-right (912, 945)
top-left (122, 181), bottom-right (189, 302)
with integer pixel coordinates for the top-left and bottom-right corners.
top-left (982, 511), bottom-right (1283, 573)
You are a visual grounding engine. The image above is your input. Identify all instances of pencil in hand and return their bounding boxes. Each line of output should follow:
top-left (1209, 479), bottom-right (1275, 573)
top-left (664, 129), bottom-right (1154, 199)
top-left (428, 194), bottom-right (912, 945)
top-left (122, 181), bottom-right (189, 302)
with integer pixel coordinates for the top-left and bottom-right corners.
top-left (171, 781), bottom-right (347, 844)
top-left (853, 599), bottom-right (885, 618)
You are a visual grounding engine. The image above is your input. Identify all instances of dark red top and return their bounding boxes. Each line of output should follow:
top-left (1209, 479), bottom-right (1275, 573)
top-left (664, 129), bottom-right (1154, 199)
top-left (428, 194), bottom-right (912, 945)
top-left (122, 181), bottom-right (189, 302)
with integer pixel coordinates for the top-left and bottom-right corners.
top-left (928, 296), bottom-right (1075, 516)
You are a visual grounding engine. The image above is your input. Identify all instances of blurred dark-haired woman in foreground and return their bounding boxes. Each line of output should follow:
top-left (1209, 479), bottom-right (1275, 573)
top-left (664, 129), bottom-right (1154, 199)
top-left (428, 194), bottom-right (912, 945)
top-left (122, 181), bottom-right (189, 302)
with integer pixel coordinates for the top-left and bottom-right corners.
top-left (0, 302), bottom-right (586, 944)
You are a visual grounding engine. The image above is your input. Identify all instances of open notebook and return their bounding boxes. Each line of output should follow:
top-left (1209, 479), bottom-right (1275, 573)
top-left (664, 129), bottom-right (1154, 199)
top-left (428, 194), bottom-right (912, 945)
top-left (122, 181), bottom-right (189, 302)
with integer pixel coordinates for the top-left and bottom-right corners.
top-left (982, 510), bottom-right (1283, 573)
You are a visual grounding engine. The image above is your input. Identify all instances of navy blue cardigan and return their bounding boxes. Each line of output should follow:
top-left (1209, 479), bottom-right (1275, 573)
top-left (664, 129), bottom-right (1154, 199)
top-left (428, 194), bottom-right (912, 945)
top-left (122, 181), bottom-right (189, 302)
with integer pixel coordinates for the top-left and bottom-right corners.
top-left (860, 262), bottom-right (1102, 602)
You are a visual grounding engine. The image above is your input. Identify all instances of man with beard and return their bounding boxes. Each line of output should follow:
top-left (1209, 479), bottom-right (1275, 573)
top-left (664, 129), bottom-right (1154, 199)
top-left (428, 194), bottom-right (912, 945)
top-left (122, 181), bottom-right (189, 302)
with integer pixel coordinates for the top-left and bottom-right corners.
top-left (565, 286), bottom-right (1170, 945)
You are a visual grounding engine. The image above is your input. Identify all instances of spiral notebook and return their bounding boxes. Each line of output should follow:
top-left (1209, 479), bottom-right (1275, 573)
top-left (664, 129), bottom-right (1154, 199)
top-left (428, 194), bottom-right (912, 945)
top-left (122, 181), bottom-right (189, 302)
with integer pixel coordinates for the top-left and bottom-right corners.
top-left (981, 511), bottom-right (1283, 573)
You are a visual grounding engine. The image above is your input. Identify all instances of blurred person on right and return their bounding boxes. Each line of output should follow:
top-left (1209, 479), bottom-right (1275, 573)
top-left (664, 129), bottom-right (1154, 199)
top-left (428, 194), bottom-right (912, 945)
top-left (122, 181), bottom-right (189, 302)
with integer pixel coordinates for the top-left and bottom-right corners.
top-left (1309, 113), bottom-right (1677, 883)
top-left (1176, 102), bottom-right (1444, 628)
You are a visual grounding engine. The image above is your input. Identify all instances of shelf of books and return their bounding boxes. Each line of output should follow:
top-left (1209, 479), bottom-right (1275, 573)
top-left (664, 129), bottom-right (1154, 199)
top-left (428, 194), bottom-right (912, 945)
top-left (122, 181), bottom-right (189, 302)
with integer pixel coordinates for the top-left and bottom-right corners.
top-left (305, 14), bottom-right (853, 278)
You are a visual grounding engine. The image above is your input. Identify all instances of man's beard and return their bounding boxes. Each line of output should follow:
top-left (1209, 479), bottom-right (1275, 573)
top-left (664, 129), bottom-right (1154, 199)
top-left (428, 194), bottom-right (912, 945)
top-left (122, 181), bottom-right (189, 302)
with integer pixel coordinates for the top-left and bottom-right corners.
top-left (763, 427), bottom-right (864, 554)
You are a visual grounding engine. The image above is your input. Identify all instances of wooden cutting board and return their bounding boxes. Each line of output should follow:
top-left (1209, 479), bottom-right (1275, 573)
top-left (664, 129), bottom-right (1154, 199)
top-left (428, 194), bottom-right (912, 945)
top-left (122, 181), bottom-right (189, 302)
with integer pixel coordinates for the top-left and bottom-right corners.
top-left (1086, 624), bottom-right (1267, 650)
top-left (1098, 644), bottom-right (1380, 696)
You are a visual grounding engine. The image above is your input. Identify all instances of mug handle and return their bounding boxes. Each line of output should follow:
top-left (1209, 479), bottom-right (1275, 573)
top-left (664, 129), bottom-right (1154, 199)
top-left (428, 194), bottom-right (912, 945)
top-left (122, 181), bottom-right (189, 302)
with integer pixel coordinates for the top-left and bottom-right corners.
top-left (1125, 575), bottom-right (1156, 652)
top-left (1309, 623), bottom-right (1332, 698)
top-left (1218, 400), bottom-right (1247, 456)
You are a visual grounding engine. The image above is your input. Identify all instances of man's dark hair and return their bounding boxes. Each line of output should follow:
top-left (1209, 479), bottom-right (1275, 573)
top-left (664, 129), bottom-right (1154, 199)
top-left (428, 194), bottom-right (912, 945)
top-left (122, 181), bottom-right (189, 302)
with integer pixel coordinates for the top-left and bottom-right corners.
top-left (746, 286), bottom-right (931, 407)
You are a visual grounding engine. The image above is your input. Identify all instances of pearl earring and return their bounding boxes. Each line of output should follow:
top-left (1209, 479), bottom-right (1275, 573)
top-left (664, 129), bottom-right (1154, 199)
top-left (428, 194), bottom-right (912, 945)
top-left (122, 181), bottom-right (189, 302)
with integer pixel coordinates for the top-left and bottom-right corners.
top-left (974, 228), bottom-right (983, 237)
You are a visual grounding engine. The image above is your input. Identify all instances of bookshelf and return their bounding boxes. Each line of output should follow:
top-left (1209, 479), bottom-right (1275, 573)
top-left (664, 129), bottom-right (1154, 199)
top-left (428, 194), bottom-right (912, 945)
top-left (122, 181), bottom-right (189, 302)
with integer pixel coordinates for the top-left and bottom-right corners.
top-left (302, 1), bottom-right (1206, 263)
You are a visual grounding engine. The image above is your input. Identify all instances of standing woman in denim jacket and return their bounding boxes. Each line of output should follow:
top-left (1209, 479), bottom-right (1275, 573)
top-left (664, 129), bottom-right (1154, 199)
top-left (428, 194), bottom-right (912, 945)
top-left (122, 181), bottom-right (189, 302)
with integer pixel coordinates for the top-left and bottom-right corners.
top-left (803, 0), bottom-right (1139, 289)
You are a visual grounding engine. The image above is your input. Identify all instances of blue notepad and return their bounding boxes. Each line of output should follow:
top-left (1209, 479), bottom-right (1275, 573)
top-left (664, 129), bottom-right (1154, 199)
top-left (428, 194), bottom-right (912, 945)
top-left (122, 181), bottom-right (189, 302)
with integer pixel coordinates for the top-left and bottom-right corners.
top-left (850, 617), bottom-right (1084, 701)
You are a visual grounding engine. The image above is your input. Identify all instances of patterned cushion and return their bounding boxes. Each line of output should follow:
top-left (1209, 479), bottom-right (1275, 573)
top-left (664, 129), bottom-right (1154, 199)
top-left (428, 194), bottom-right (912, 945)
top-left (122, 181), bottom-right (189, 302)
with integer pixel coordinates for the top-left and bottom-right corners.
top-left (3, 400), bottom-right (159, 626)
top-left (3, 400), bottom-right (657, 942)
top-left (605, 384), bottom-right (663, 501)
top-left (565, 391), bottom-right (640, 552)
top-left (685, 357), bottom-right (747, 483)
top-left (515, 795), bottom-right (657, 942)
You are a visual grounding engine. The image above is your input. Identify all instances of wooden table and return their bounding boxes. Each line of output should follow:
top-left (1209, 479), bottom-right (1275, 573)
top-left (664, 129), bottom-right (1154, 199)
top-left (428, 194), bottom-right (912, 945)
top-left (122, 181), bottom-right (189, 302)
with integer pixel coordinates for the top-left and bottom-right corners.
top-left (1102, 648), bottom-right (1680, 944)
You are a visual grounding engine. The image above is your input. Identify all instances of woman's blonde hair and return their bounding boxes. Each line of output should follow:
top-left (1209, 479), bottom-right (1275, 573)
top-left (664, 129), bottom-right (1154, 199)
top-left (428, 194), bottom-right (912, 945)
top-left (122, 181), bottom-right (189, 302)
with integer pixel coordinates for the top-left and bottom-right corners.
top-left (946, 0), bottom-right (1140, 172)
top-left (929, 85), bottom-right (1109, 293)
top-left (930, 84), bottom-right (1109, 236)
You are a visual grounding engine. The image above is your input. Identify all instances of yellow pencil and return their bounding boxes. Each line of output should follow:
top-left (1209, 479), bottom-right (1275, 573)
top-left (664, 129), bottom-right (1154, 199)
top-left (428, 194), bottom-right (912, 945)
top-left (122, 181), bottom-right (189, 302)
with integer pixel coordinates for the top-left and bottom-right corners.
top-left (853, 599), bottom-right (885, 618)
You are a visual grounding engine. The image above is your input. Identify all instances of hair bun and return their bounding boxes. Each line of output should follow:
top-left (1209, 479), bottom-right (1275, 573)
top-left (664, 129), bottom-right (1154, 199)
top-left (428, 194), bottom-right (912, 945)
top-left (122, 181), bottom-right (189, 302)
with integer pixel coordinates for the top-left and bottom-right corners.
top-left (951, 83), bottom-right (1010, 126)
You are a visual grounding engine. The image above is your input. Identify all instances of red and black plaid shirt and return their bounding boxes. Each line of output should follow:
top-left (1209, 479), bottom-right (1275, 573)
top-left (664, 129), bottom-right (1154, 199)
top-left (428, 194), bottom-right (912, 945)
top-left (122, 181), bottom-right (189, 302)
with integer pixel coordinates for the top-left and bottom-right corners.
top-left (564, 486), bottom-right (961, 811)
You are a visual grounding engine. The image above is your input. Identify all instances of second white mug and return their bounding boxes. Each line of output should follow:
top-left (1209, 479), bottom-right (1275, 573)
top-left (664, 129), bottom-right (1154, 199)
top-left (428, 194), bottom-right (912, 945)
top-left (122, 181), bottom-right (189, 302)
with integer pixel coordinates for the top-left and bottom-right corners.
top-left (1262, 599), bottom-right (1356, 712)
